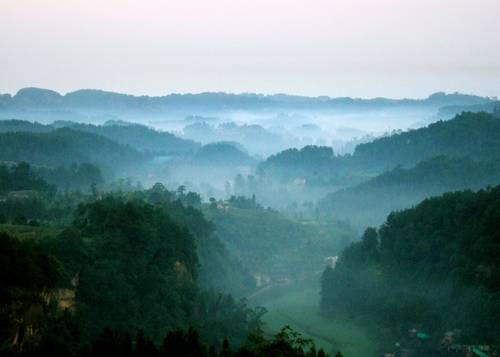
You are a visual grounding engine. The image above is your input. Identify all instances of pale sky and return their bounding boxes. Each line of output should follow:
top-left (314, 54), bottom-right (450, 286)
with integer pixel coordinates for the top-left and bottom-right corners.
top-left (1, 0), bottom-right (499, 98)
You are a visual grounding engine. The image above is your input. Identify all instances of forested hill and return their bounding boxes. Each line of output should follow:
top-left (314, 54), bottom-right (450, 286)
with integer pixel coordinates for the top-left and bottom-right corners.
top-left (438, 100), bottom-right (500, 118)
top-left (0, 177), bottom-right (267, 354)
top-left (321, 186), bottom-right (500, 349)
top-left (0, 128), bottom-right (144, 173)
top-left (258, 112), bottom-right (500, 183)
top-left (350, 111), bottom-right (500, 172)
top-left (55, 121), bottom-right (200, 154)
top-left (0, 119), bottom-right (52, 133)
top-left (193, 142), bottom-right (254, 166)
top-left (258, 146), bottom-right (339, 183)
top-left (317, 156), bottom-right (500, 228)
top-left (0, 119), bottom-right (199, 155)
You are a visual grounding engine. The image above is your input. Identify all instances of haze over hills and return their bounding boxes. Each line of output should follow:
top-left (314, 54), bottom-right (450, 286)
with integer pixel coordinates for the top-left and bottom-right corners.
top-left (1, 87), bottom-right (496, 119)
top-left (0, 105), bottom-right (499, 357)
top-left (2, 0), bottom-right (500, 355)
top-left (2, 87), bottom-right (498, 159)
top-left (255, 111), bottom-right (500, 208)
top-left (1, 90), bottom-right (500, 357)
top-left (0, 119), bottom-right (200, 155)
top-left (317, 156), bottom-right (500, 228)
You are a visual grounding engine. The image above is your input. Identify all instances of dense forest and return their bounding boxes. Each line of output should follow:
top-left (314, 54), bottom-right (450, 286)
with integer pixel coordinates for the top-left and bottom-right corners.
top-left (0, 128), bottom-right (145, 176)
top-left (350, 111), bottom-right (500, 172)
top-left (204, 196), bottom-right (352, 281)
top-left (259, 112), bottom-right (500, 184)
top-left (0, 163), bottom-right (341, 356)
top-left (3, 0), bottom-right (500, 354)
top-left (318, 156), bottom-right (500, 228)
top-left (321, 187), bottom-right (500, 354)
top-left (0, 108), bottom-right (498, 357)
top-left (255, 111), bottom-right (500, 210)
top-left (0, 119), bottom-right (199, 155)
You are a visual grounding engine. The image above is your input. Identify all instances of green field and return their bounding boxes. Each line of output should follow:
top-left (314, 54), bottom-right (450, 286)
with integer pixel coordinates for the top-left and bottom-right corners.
top-left (250, 279), bottom-right (378, 357)
top-left (0, 223), bottom-right (62, 241)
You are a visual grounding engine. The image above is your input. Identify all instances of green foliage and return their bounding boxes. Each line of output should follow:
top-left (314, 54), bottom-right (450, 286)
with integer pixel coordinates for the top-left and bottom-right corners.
top-left (0, 232), bottom-right (64, 352)
top-left (0, 162), bottom-right (61, 224)
top-left (260, 112), bottom-right (500, 190)
top-left (193, 142), bottom-right (254, 167)
top-left (37, 163), bottom-right (104, 192)
top-left (127, 184), bottom-right (256, 296)
top-left (0, 118), bottom-right (199, 155)
top-left (204, 202), bottom-right (351, 280)
top-left (57, 121), bottom-right (200, 154)
top-left (68, 197), bottom-right (198, 341)
top-left (0, 128), bottom-right (144, 173)
top-left (0, 190), bottom-right (268, 354)
top-left (0, 162), bottom-right (55, 195)
top-left (352, 111), bottom-right (500, 171)
top-left (84, 325), bottom-right (331, 357)
top-left (318, 155), bottom-right (500, 228)
top-left (258, 146), bottom-right (348, 186)
top-left (321, 186), bottom-right (500, 344)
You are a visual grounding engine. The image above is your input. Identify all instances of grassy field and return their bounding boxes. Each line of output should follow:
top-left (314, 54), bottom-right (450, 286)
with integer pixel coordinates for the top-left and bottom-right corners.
top-left (250, 278), bottom-right (378, 357)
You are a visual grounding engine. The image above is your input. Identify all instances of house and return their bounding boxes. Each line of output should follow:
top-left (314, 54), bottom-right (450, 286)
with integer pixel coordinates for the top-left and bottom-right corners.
top-left (325, 256), bottom-right (338, 269)
top-left (216, 201), bottom-right (230, 212)
top-left (252, 273), bottom-right (271, 287)
top-left (7, 190), bottom-right (38, 201)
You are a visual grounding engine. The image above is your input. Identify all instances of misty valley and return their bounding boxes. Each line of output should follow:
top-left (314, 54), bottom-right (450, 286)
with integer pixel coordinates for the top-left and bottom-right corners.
top-left (0, 89), bottom-right (499, 357)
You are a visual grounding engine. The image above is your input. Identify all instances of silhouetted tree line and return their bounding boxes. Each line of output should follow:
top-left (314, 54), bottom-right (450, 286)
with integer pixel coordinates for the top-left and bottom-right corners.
top-left (8, 325), bottom-right (335, 357)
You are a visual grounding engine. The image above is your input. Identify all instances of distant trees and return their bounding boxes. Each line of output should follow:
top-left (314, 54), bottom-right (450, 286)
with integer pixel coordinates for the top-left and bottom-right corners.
top-left (0, 162), bottom-right (55, 195)
top-left (318, 155), bottom-right (500, 228)
top-left (0, 128), bottom-right (145, 173)
top-left (193, 142), bottom-right (253, 167)
top-left (352, 111), bottom-right (500, 171)
top-left (38, 162), bottom-right (104, 192)
top-left (260, 112), bottom-right (500, 192)
top-left (258, 145), bottom-right (338, 184)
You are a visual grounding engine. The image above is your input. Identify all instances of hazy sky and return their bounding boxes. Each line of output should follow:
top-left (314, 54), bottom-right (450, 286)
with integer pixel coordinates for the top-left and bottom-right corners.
top-left (1, 0), bottom-right (499, 98)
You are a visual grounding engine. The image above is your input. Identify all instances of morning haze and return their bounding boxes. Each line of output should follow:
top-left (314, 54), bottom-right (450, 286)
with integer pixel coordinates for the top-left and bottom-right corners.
top-left (0, 1), bottom-right (499, 357)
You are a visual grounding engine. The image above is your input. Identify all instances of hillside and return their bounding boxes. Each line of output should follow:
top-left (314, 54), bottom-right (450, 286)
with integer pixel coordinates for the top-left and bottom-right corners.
top-left (193, 142), bottom-right (254, 167)
top-left (56, 121), bottom-right (200, 154)
top-left (0, 119), bottom-right (52, 133)
top-left (321, 186), bottom-right (500, 351)
top-left (258, 146), bottom-right (342, 184)
top-left (350, 111), bottom-right (500, 172)
top-left (204, 196), bottom-right (352, 280)
top-left (0, 128), bottom-right (144, 173)
top-left (0, 119), bottom-right (199, 155)
top-left (317, 156), bottom-right (500, 228)
top-left (259, 112), bottom-right (500, 185)
top-left (437, 100), bottom-right (500, 118)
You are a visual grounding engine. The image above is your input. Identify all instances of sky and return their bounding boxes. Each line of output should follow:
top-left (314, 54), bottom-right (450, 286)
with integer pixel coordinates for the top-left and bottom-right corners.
top-left (1, 0), bottom-right (499, 98)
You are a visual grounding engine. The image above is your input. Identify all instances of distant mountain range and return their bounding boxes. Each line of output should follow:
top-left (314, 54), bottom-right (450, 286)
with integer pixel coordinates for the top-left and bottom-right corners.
top-left (0, 87), bottom-right (497, 114)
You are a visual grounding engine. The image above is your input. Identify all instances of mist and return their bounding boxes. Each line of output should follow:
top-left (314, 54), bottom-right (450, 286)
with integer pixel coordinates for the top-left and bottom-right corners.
top-left (1, 0), bottom-right (500, 356)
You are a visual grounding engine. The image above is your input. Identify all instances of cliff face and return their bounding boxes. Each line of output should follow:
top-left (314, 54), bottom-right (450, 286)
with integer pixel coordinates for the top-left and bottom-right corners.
top-left (9, 274), bottom-right (79, 352)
